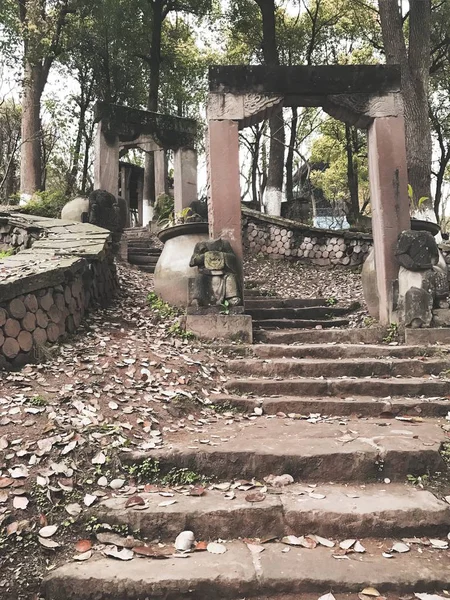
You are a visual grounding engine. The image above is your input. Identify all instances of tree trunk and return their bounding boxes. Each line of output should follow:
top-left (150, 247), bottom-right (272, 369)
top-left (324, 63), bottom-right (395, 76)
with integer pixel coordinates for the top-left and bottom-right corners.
top-left (65, 105), bottom-right (86, 198)
top-left (285, 107), bottom-right (298, 203)
top-left (345, 124), bottom-right (359, 225)
top-left (143, 0), bottom-right (164, 222)
top-left (378, 0), bottom-right (432, 211)
top-left (255, 0), bottom-right (285, 216)
top-left (20, 62), bottom-right (44, 202)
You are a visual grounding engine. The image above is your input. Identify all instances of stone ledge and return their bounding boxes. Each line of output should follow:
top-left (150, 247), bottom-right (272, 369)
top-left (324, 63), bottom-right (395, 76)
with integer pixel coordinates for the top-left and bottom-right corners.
top-left (0, 213), bottom-right (112, 303)
top-left (0, 212), bottom-right (118, 370)
top-left (405, 328), bottom-right (450, 346)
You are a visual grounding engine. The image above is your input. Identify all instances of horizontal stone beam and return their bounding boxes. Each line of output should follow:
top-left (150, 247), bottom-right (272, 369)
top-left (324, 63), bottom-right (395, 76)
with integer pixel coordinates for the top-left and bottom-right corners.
top-left (93, 102), bottom-right (198, 150)
top-left (209, 65), bottom-right (401, 97)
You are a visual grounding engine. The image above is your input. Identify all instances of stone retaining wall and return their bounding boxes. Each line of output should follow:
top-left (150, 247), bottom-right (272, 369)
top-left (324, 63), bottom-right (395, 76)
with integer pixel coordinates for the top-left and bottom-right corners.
top-left (0, 218), bottom-right (42, 252)
top-left (242, 208), bottom-right (373, 267)
top-left (0, 212), bottom-right (119, 370)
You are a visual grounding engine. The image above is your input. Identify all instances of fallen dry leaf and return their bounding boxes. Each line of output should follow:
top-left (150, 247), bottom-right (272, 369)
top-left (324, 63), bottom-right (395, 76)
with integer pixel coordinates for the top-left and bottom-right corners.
top-left (39, 525), bottom-right (58, 538)
top-left (75, 539), bottom-right (92, 553)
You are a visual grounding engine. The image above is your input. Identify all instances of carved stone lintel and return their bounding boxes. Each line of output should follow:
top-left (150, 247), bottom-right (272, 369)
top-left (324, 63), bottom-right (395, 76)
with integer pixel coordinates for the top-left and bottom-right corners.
top-left (207, 92), bottom-right (283, 126)
top-left (323, 93), bottom-right (403, 129)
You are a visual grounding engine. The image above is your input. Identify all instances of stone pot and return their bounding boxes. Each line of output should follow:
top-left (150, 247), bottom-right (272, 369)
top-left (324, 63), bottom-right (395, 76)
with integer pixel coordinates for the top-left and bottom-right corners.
top-left (154, 222), bottom-right (209, 307)
top-left (410, 218), bottom-right (440, 237)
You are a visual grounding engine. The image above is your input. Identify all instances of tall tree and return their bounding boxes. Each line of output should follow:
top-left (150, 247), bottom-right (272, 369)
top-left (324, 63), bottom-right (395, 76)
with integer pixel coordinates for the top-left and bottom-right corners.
top-left (378, 0), bottom-right (432, 212)
top-left (254, 0), bottom-right (285, 216)
top-left (139, 0), bottom-right (212, 216)
top-left (15, 0), bottom-right (76, 201)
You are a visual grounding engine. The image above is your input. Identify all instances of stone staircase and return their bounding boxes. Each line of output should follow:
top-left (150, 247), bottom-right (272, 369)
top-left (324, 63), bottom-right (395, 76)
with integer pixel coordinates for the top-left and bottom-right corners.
top-left (41, 293), bottom-right (450, 599)
top-left (125, 226), bottom-right (162, 273)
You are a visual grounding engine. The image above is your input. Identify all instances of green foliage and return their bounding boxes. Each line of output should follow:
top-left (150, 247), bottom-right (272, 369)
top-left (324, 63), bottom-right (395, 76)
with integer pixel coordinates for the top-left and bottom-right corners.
top-left (407, 474), bottom-right (430, 487)
top-left (154, 194), bottom-right (174, 224)
top-left (325, 297), bottom-right (337, 306)
top-left (220, 300), bottom-right (231, 315)
top-left (0, 249), bottom-right (13, 259)
top-left (147, 292), bottom-right (178, 319)
top-left (123, 458), bottom-right (161, 483)
top-left (27, 394), bottom-right (48, 407)
top-left (407, 184), bottom-right (429, 212)
top-left (18, 190), bottom-right (67, 219)
top-left (168, 322), bottom-right (196, 340)
top-left (383, 323), bottom-right (399, 344)
top-left (161, 467), bottom-right (209, 486)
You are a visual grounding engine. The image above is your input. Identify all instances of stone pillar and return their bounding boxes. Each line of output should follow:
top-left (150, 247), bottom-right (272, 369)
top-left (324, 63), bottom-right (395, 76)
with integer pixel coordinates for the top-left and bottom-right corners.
top-left (208, 120), bottom-right (243, 261)
top-left (142, 152), bottom-right (154, 226)
top-left (174, 148), bottom-right (198, 213)
top-left (155, 149), bottom-right (169, 201)
top-left (94, 121), bottom-right (119, 197)
top-left (368, 115), bottom-right (410, 325)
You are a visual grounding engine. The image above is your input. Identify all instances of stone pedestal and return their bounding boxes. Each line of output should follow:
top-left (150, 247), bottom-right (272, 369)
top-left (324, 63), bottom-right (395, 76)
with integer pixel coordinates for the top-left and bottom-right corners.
top-left (186, 313), bottom-right (253, 344)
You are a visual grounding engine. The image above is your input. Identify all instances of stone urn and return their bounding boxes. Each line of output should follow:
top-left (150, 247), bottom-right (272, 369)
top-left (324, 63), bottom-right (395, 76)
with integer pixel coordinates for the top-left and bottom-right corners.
top-left (154, 222), bottom-right (209, 307)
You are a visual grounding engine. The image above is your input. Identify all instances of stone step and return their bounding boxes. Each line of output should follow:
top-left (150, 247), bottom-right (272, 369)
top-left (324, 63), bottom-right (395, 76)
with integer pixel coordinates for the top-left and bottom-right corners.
top-left (124, 418), bottom-right (446, 481)
top-left (245, 298), bottom-right (328, 309)
top-left (226, 376), bottom-right (450, 398)
top-left (214, 394), bottom-right (450, 418)
top-left (248, 306), bottom-right (358, 321)
top-left (231, 343), bottom-right (450, 360)
top-left (244, 289), bottom-right (264, 297)
top-left (127, 247), bottom-right (161, 255)
top-left (254, 318), bottom-right (351, 330)
top-left (96, 484), bottom-right (450, 541)
top-left (227, 358), bottom-right (450, 379)
top-left (406, 328), bottom-right (450, 345)
top-left (42, 539), bottom-right (450, 600)
top-left (254, 328), bottom-right (387, 344)
top-left (128, 254), bottom-right (160, 266)
top-left (138, 265), bottom-right (156, 274)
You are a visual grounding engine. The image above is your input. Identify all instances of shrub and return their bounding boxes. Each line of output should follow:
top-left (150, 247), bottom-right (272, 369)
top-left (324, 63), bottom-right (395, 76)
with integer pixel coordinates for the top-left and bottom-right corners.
top-left (18, 190), bottom-right (68, 219)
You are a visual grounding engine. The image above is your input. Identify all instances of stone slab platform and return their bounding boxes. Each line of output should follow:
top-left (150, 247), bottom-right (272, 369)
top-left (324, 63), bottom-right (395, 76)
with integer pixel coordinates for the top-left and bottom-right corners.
top-left (227, 357), bottom-right (450, 378)
top-left (97, 483), bottom-right (450, 540)
top-left (213, 394), bottom-right (450, 418)
top-left (124, 418), bottom-right (447, 481)
top-left (226, 376), bottom-right (450, 398)
top-left (235, 343), bottom-right (450, 359)
top-left (406, 328), bottom-right (450, 345)
top-left (42, 540), bottom-right (450, 600)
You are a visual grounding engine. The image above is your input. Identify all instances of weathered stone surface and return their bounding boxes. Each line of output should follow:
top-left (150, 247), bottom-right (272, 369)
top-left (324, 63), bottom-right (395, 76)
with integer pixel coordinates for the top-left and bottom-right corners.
top-left (21, 312), bottom-right (36, 332)
top-left (61, 197), bottom-right (89, 222)
top-left (2, 337), bottom-right (20, 359)
top-left (4, 318), bottom-right (20, 338)
top-left (397, 230), bottom-right (439, 271)
top-left (17, 330), bottom-right (33, 352)
top-left (8, 298), bottom-right (26, 319)
top-left (186, 314), bottom-right (253, 343)
top-left (404, 286), bottom-right (433, 328)
top-left (97, 484), bottom-right (450, 541)
top-left (405, 327), bottom-right (450, 345)
top-left (88, 189), bottom-right (121, 232)
top-left (41, 540), bottom-right (450, 600)
top-left (127, 419), bottom-right (445, 482)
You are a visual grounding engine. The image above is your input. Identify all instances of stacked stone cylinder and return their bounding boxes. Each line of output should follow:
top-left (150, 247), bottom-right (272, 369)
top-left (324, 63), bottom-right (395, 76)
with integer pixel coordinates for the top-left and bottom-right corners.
top-left (0, 223), bottom-right (41, 252)
top-left (243, 213), bottom-right (372, 267)
top-left (0, 260), bottom-right (118, 370)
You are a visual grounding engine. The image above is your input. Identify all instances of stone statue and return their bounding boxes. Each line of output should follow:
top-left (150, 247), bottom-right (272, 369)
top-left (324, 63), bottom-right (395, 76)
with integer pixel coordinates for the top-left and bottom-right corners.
top-left (396, 230), bottom-right (449, 328)
top-left (189, 238), bottom-right (242, 308)
top-left (88, 190), bottom-right (121, 232)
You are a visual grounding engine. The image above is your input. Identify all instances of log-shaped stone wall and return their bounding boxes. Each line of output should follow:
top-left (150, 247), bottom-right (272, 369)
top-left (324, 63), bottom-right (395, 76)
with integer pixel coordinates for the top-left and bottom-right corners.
top-left (242, 208), bottom-right (372, 267)
top-left (0, 212), bottom-right (119, 370)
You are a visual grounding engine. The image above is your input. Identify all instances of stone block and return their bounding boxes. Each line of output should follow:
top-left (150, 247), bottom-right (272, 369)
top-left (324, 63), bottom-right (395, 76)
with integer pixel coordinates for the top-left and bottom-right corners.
top-left (186, 313), bottom-right (253, 344)
top-left (405, 286), bottom-right (433, 328)
top-left (405, 328), bottom-right (450, 345)
top-left (432, 309), bottom-right (450, 327)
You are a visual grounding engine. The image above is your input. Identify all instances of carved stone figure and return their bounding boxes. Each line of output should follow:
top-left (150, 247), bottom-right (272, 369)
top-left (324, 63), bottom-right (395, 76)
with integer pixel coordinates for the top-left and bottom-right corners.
top-left (88, 190), bottom-right (121, 232)
top-left (189, 238), bottom-right (242, 308)
top-left (396, 230), bottom-right (449, 328)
